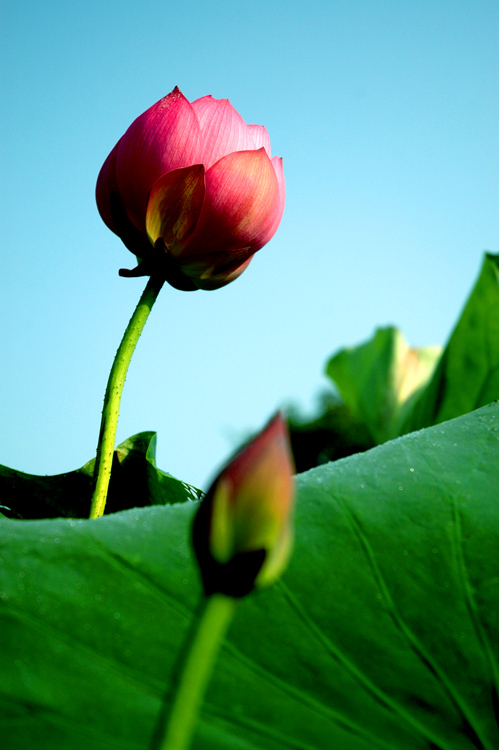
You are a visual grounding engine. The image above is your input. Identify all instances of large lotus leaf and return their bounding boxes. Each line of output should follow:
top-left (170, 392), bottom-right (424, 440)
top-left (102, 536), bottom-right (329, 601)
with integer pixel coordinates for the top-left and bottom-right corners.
top-left (1, 404), bottom-right (498, 749)
top-left (402, 253), bottom-right (499, 434)
top-left (326, 326), bottom-right (441, 445)
top-left (0, 431), bottom-right (201, 519)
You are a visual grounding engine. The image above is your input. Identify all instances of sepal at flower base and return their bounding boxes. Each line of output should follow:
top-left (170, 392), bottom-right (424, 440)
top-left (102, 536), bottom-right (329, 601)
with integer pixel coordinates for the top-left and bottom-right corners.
top-left (192, 413), bottom-right (295, 598)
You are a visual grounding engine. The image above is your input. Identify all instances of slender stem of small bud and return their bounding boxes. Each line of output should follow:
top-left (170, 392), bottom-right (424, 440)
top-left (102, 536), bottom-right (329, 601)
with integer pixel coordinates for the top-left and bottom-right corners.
top-left (158, 594), bottom-right (237, 750)
top-left (89, 274), bottom-right (165, 519)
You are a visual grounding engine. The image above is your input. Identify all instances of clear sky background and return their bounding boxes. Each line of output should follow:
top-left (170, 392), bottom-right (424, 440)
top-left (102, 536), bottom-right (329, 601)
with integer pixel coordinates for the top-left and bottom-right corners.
top-left (1, 0), bottom-right (498, 491)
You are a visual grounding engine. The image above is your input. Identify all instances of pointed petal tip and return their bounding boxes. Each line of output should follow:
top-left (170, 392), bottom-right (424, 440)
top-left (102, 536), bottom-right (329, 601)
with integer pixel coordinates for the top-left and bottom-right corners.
top-left (192, 408), bottom-right (295, 597)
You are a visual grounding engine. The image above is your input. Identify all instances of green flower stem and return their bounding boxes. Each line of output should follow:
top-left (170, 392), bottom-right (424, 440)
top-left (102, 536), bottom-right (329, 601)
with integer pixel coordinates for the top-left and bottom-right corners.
top-left (89, 274), bottom-right (165, 519)
top-left (159, 594), bottom-right (238, 750)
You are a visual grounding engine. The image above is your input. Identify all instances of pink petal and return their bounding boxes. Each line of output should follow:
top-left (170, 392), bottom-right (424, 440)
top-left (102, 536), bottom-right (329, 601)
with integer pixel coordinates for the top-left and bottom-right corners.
top-left (116, 87), bottom-right (202, 231)
top-left (226, 412), bottom-right (294, 517)
top-left (191, 96), bottom-right (257, 168)
top-left (145, 164), bottom-right (205, 248)
top-left (268, 156), bottom-right (286, 236)
top-left (247, 124), bottom-right (271, 157)
top-left (95, 140), bottom-right (120, 233)
top-left (180, 148), bottom-right (280, 258)
top-left (96, 137), bottom-right (154, 258)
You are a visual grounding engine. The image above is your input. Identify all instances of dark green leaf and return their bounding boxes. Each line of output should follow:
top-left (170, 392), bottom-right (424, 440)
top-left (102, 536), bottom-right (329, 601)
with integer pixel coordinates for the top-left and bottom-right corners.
top-left (287, 392), bottom-right (374, 472)
top-left (1, 404), bottom-right (498, 749)
top-left (402, 253), bottom-right (499, 434)
top-left (0, 431), bottom-right (201, 519)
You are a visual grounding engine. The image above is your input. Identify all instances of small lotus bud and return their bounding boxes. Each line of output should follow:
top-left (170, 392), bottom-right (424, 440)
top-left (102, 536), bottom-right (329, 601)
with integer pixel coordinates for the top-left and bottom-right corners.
top-left (192, 414), bottom-right (295, 598)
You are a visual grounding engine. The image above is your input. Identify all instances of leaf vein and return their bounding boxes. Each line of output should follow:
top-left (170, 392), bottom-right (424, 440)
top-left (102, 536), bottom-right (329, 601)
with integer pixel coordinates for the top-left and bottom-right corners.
top-left (452, 497), bottom-right (499, 728)
top-left (221, 640), bottom-right (395, 750)
top-left (343, 502), bottom-right (492, 750)
top-left (83, 532), bottom-right (196, 620)
top-left (0, 694), bottom-right (145, 749)
top-left (0, 606), bottom-right (165, 696)
top-left (277, 579), bottom-right (450, 750)
top-left (202, 704), bottom-right (363, 750)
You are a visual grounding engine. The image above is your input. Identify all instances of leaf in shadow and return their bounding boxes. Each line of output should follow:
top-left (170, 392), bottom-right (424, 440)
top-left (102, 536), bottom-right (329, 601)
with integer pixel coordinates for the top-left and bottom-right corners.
top-left (287, 392), bottom-right (375, 472)
top-left (0, 431), bottom-right (202, 519)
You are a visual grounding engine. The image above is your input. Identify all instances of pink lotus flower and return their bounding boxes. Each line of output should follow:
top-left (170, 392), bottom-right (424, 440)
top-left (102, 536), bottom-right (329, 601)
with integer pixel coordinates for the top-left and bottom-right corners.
top-left (193, 413), bottom-right (295, 598)
top-left (96, 87), bottom-right (285, 291)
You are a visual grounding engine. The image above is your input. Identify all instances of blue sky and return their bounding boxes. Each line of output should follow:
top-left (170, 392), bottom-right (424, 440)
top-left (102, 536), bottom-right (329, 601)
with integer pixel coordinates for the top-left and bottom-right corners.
top-left (1, 0), bottom-right (498, 490)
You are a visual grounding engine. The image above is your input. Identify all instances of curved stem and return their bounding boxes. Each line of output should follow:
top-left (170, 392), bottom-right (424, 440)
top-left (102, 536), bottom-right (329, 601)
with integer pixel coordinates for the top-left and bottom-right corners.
top-left (89, 274), bottom-right (165, 519)
top-left (159, 594), bottom-right (237, 750)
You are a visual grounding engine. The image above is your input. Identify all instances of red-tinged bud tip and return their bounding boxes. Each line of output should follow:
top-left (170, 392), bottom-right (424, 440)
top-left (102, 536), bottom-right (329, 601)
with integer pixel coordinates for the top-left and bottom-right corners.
top-left (192, 413), bottom-right (295, 598)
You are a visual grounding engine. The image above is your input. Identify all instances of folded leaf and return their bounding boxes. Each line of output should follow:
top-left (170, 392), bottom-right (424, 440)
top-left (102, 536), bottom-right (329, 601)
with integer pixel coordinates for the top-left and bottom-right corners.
top-left (326, 326), bottom-right (441, 444)
top-left (402, 253), bottom-right (499, 434)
